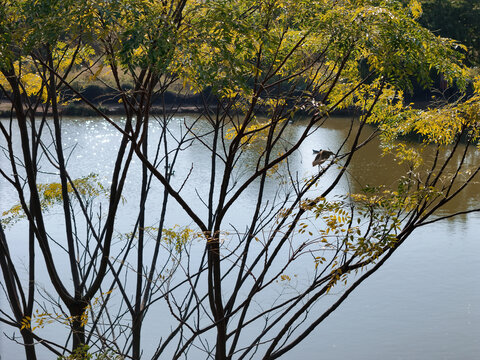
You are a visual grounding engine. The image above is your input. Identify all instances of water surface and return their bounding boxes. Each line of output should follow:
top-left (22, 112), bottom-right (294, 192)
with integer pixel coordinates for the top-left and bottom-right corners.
top-left (1, 115), bottom-right (479, 359)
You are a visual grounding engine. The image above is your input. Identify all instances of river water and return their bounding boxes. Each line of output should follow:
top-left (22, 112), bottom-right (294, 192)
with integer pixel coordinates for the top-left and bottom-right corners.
top-left (1, 115), bottom-right (479, 359)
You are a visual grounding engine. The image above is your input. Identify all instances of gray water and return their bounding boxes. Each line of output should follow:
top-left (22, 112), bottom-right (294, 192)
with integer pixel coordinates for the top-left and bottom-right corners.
top-left (1, 115), bottom-right (479, 360)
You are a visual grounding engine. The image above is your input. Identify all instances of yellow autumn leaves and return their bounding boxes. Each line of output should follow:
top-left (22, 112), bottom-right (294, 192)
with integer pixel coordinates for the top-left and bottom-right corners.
top-left (20, 290), bottom-right (112, 331)
top-left (1, 174), bottom-right (107, 227)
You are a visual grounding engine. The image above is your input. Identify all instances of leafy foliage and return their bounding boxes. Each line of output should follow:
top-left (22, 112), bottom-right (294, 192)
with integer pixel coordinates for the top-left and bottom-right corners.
top-left (420, 0), bottom-right (480, 65)
top-left (2, 174), bottom-right (107, 227)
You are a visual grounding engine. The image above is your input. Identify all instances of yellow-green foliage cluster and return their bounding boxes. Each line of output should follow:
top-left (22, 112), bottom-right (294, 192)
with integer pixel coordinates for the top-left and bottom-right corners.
top-left (372, 74), bottom-right (480, 168)
top-left (117, 225), bottom-right (195, 254)
top-left (0, 41), bottom-right (95, 103)
top-left (415, 78), bottom-right (480, 146)
top-left (1, 174), bottom-right (107, 227)
top-left (225, 121), bottom-right (271, 145)
top-left (0, 60), bottom-right (48, 100)
top-left (298, 188), bottom-right (415, 282)
top-left (162, 225), bottom-right (195, 253)
top-left (21, 290), bottom-right (112, 333)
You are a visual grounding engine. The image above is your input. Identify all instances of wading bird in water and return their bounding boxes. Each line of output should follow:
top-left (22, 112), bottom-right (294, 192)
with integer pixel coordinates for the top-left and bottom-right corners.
top-left (312, 149), bottom-right (334, 167)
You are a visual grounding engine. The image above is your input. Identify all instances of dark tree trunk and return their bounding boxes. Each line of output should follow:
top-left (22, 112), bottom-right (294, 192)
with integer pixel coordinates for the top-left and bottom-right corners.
top-left (20, 330), bottom-right (37, 360)
top-left (70, 304), bottom-right (86, 350)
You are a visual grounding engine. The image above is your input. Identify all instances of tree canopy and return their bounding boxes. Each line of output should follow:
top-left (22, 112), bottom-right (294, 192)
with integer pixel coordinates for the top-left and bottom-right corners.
top-left (420, 0), bottom-right (480, 65)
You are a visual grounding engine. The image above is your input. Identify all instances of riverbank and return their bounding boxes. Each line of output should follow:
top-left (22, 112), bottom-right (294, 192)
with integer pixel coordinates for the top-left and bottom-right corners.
top-left (0, 87), bottom-right (433, 118)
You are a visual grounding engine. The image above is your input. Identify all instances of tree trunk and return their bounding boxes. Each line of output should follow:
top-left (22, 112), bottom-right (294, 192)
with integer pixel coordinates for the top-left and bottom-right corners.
top-left (132, 315), bottom-right (142, 360)
top-left (70, 304), bottom-right (86, 351)
top-left (20, 330), bottom-right (37, 360)
top-left (208, 238), bottom-right (227, 360)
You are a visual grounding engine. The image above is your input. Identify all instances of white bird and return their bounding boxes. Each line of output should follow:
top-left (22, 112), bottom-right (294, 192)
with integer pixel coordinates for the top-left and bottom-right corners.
top-left (312, 149), bottom-right (334, 167)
